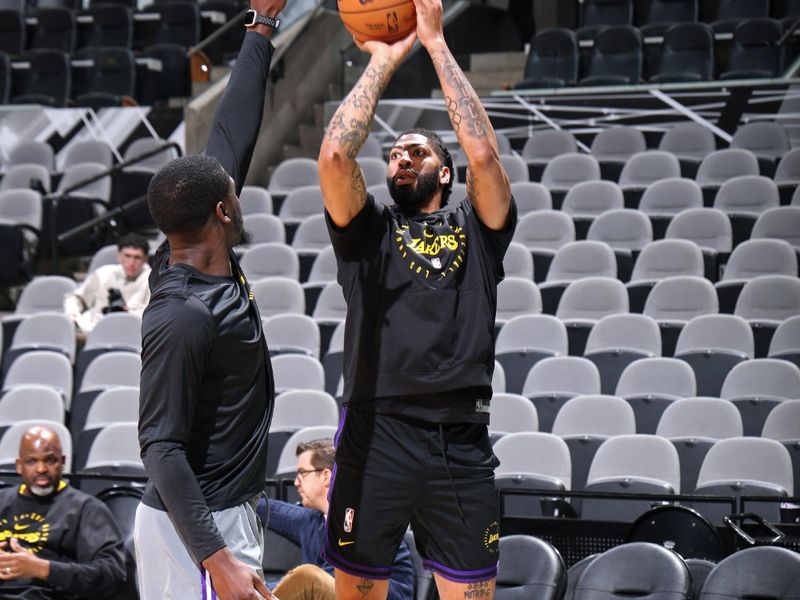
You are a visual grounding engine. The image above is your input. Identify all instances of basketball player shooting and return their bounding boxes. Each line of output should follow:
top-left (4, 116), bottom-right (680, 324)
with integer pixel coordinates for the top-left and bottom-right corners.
top-left (317, 0), bottom-right (515, 599)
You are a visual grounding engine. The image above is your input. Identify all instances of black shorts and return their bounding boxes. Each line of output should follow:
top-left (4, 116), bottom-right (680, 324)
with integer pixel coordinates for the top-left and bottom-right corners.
top-left (323, 407), bottom-right (500, 583)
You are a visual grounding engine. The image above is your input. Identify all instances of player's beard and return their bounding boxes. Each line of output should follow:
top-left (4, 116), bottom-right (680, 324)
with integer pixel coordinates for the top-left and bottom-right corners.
top-left (387, 169), bottom-right (441, 211)
top-left (30, 483), bottom-right (55, 496)
top-left (231, 207), bottom-right (253, 247)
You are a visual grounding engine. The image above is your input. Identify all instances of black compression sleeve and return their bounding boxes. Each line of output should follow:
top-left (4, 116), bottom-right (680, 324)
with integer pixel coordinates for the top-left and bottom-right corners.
top-left (205, 31), bottom-right (275, 196)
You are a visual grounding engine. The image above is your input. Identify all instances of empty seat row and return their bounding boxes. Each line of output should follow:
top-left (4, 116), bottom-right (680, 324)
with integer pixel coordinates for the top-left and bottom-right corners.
top-left (517, 19), bottom-right (789, 90)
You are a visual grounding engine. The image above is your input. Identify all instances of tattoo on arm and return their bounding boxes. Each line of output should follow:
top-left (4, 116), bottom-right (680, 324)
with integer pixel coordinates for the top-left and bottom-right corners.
top-left (430, 49), bottom-right (491, 143)
top-left (464, 580), bottom-right (492, 599)
top-left (324, 59), bottom-right (395, 161)
top-left (350, 161), bottom-right (366, 203)
top-left (356, 578), bottom-right (375, 598)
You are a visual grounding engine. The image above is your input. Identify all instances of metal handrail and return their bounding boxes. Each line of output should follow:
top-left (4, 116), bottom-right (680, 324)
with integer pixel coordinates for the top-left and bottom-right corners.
top-left (48, 141), bottom-right (183, 269)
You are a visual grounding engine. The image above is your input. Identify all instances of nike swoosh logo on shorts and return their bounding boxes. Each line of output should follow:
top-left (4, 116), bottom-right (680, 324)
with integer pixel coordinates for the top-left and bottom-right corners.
top-left (338, 539), bottom-right (355, 547)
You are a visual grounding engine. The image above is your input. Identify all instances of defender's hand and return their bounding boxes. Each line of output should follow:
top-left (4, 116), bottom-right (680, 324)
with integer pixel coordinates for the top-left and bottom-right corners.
top-left (203, 547), bottom-right (274, 600)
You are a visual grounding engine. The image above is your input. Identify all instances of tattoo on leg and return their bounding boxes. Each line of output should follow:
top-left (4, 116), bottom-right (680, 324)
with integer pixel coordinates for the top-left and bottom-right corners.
top-left (356, 578), bottom-right (375, 598)
top-left (463, 580), bottom-right (492, 599)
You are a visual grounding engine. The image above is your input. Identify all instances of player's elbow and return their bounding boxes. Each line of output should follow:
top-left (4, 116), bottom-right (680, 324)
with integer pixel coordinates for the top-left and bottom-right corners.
top-left (466, 145), bottom-right (500, 171)
top-left (317, 145), bottom-right (350, 177)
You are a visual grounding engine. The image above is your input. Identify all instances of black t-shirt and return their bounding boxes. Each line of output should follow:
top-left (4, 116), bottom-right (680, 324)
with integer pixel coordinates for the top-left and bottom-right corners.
top-left (327, 194), bottom-right (516, 423)
top-left (0, 483), bottom-right (126, 600)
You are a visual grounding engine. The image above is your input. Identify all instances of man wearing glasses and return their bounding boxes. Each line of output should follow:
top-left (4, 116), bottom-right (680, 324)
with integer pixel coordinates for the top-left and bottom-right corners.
top-left (260, 439), bottom-right (414, 600)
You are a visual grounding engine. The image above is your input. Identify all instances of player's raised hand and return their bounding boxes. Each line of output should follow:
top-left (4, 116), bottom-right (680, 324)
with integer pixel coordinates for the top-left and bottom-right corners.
top-left (412, 0), bottom-right (445, 49)
top-left (356, 29), bottom-right (418, 67)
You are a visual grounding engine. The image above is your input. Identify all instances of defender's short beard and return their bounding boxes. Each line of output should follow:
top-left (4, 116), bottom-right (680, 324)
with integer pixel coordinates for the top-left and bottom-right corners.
top-left (387, 170), bottom-right (441, 210)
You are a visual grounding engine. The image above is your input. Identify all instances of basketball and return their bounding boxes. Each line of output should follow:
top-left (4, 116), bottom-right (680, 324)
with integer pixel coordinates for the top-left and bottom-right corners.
top-left (338, 0), bottom-right (417, 45)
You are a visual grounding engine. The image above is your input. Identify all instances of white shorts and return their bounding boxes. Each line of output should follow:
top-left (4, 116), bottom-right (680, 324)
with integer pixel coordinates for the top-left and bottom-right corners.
top-left (133, 500), bottom-right (265, 600)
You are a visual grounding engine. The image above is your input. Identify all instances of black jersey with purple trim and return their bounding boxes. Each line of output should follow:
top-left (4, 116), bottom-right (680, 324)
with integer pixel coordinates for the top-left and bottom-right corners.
top-left (326, 195), bottom-right (516, 422)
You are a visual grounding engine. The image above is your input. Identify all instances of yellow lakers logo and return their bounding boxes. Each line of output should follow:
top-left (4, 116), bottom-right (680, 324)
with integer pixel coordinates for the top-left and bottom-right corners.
top-left (395, 221), bottom-right (467, 280)
top-left (483, 521), bottom-right (499, 553)
top-left (0, 513), bottom-right (49, 553)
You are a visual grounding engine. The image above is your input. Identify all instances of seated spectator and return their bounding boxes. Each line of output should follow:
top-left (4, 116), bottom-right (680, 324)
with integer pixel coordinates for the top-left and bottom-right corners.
top-left (0, 424), bottom-right (126, 599)
top-left (63, 233), bottom-right (151, 340)
top-left (260, 438), bottom-right (414, 600)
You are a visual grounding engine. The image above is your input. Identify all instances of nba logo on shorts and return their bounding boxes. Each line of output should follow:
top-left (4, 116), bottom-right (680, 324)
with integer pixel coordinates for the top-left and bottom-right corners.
top-left (343, 508), bottom-right (355, 533)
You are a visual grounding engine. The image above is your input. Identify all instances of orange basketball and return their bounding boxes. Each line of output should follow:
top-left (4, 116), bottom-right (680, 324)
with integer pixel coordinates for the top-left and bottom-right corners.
top-left (338, 0), bottom-right (417, 45)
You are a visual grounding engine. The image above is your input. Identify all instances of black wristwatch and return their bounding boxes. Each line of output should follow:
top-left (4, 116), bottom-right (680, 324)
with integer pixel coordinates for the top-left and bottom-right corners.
top-left (244, 9), bottom-right (280, 29)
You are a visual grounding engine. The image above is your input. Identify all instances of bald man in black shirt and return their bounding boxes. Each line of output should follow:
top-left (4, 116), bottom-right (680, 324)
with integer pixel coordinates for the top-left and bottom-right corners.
top-left (134, 1), bottom-right (284, 598)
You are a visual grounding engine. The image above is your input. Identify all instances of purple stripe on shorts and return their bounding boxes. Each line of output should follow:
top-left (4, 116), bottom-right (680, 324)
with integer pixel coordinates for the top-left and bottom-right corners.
top-left (334, 406), bottom-right (348, 448)
top-left (200, 567), bottom-right (207, 600)
top-left (323, 541), bottom-right (392, 578)
top-left (422, 559), bottom-right (498, 583)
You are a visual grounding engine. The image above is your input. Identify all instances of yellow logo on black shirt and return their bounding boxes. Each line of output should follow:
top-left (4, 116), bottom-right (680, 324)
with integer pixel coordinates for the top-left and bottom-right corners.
top-left (0, 513), bottom-right (49, 553)
top-left (395, 220), bottom-right (467, 280)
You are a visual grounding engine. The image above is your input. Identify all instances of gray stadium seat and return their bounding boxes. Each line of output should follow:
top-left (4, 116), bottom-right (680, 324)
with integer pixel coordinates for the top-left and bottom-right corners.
top-left (271, 354), bottom-right (325, 394)
top-left (627, 239), bottom-right (704, 313)
top-left (582, 434), bottom-right (681, 520)
top-left (773, 147), bottom-right (800, 202)
top-left (540, 241), bottom-right (616, 313)
top-left (496, 277), bottom-right (542, 325)
top-left (75, 312), bottom-right (142, 386)
top-left (274, 425), bottom-right (338, 477)
top-left (493, 360), bottom-right (506, 393)
top-left (495, 314), bottom-right (567, 395)
top-left (658, 123), bottom-right (715, 176)
top-left (2, 350), bottom-right (72, 409)
top-left (541, 154), bottom-right (601, 209)
top-left (262, 313), bottom-right (320, 358)
top-left (761, 400), bottom-right (800, 496)
top-left (509, 182), bottom-right (552, 215)
top-left (692, 437), bottom-right (793, 525)
top-left (239, 186), bottom-right (273, 216)
top-left (639, 177), bottom-right (703, 238)
top-left (502, 242), bottom-right (534, 280)
top-left (3, 312), bottom-right (75, 374)
top-left (303, 245), bottom-right (338, 313)
top-left (240, 242), bottom-right (300, 281)
top-left (494, 432), bottom-right (572, 517)
top-left (714, 175), bottom-right (780, 246)
top-left (83, 422), bottom-right (143, 470)
top-left (278, 186), bottom-right (325, 230)
top-left (734, 275), bottom-right (800, 356)
top-left (584, 313), bottom-right (661, 394)
top-left (552, 394), bottom-right (636, 493)
top-left (62, 139), bottom-right (113, 170)
top-left (716, 239), bottom-right (798, 313)
top-left (6, 141), bottom-right (54, 172)
top-left (558, 277), bottom-right (629, 354)
top-left (643, 275), bottom-right (719, 355)
top-left (358, 134), bottom-right (383, 160)
top-left (86, 244), bottom-right (119, 274)
top-left (242, 213), bottom-right (286, 245)
top-left (618, 151), bottom-right (681, 196)
top-left (730, 121), bottom-right (790, 174)
top-left (769, 315), bottom-right (800, 368)
top-left (292, 214), bottom-right (330, 260)
top-left (674, 314), bottom-right (754, 397)
top-left (251, 277), bottom-right (305, 317)
top-left (357, 157), bottom-right (388, 187)
top-left (561, 181), bottom-right (623, 239)
top-left (587, 209), bottom-right (652, 280)
top-left (500, 154), bottom-right (529, 183)
top-left (0, 163), bottom-right (51, 192)
top-left (656, 397), bottom-right (743, 493)
top-left (512, 211), bottom-right (575, 282)
top-left (590, 126), bottom-right (647, 180)
top-left (721, 358), bottom-right (800, 436)
top-left (750, 206), bottom-right (800, 250)
top-left (696, 149), bottom-right (760, 202)
top-left (522, 355), bottom-right (599, 433)
top-left (489, 393), bottom-right (539, 438)
top-left (572, 542), bottom-right (691, 600)
top-left (521, 129), bottom-right (578, 181)
top-left (697, 546), bottom-right (800, 600)
top-left (616, 357), bottom-right (696, 433)
top-left (75, 386), bottom-right (139, 470)
top-left (665, 208), bottom-right (732, 281)
top-left (0, 385), bottom-right (65, 425)
top-left (312, 281), bottom-right (347, 325)
top-left (267, 158), bottom-right (319, 199)
top-left (271, 390), bottom-right (339, 431)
